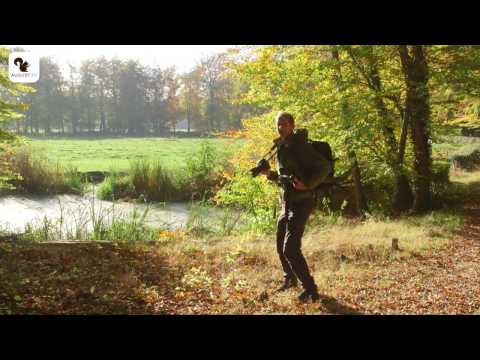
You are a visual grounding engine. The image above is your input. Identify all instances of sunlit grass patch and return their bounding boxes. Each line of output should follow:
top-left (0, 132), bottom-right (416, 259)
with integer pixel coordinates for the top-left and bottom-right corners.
top-left (450, 168), bottom-right (480, 184)
top-left (304, 211), bottom-right (462, 260)
top-left (27, 137), bottom-right (244, 172)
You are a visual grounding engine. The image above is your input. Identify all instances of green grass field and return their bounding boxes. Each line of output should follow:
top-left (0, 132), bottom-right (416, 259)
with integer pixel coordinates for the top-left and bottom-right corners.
top-left (25, 137), bottom-right (245, 172)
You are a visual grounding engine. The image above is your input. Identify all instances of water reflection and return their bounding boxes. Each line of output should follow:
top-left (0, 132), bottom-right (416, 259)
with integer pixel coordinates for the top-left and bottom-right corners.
top-left (0, 193), bottom-right (191, 233)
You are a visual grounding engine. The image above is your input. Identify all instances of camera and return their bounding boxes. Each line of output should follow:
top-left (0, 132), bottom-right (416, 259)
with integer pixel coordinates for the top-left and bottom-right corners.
top-left (278, 174), bottom-right (295, 186)
top-left (249, 158), bottom-right (271, 177)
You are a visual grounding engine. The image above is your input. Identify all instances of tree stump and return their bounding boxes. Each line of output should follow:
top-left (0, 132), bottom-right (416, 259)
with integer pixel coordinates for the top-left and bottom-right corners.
top-left (392, 238), bottom-right (400, 251)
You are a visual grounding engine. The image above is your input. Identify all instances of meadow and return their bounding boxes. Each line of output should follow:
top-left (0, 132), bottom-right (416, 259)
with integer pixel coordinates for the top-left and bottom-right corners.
top-left (26, 137), bottom-right (245, 172)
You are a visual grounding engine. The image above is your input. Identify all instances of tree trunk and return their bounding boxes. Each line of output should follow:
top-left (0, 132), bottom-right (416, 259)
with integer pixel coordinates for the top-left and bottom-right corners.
top-left (372, 95), bottom-right (413, 213)
top-left (399, 45), bottom-right (432, 214)
top-left (100, 109), bottom-right (106, 134)
top-left (349, 46), bottom-right (414, 213)
top-left (72, 108), bottom-right (77, 135)
top-left (393, 114), bottom-right (414, 212)
top-left (46, 116), bottom-right (51, 135)
top-left (349, 150), bottom-right (369, 217)
top-left (87, 106), bottom-right (92, 134)
top-left (331, 46), bottom-right (370, 218)
top-left (99, 84), bottom-right (106, 135)
top-left (398, 111), bottom-right (409, 165)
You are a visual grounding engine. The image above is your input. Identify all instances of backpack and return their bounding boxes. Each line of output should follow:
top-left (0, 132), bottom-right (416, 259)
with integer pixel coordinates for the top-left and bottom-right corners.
top-left (293, 128), bottom-right (335, 178)
top-left (309, 140), bottom-right (335, 178)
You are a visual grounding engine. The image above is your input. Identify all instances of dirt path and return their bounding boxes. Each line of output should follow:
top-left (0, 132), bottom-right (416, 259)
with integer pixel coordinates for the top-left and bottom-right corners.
top-left (324, 194), bottom-right (480, 314)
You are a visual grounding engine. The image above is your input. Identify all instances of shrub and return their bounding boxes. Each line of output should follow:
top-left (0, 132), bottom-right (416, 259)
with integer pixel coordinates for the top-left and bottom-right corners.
top-left (97, 170), bottom-right (132, 201)
top-left (451, 148), bottom-right (480, 171)
top-left (185, 140), bottom-right (225, 200)
top-left (215, 168), bottom-right (280, 233)
top-left (431, 160), bottom-right (451, 196)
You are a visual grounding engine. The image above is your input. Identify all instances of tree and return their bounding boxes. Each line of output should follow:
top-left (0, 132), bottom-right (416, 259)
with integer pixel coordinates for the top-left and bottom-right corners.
top-left (8, 51), bottom-right (252, 137)
top-left (23, 57), bottom-right (65, 135)
top-left (180, 67), bottom-right (205, 133)
top-left (331, 46), bottom-right (369, 216)
top-left (106, 57), bottom-right (124, 134)
top-left (0, 46), bottom-right (34, 189)
top-left (145, 66), bottom-right (168, 135)
top-left (226, 45), bottom-right (426, 214)
top-left (427, 46), bottom-right (480, 131)
top-left (200, 53), bottom-right (228, 132)
top-left (79, 60), bottom-right (97, 134)
top-left (344, 45), bottom-right (414, 212)
top-left (118, 60), bottom-right (148, 135)
top-left (399, 45), bottom-right (432, 214)
top-left (66, 63), bottom-right (80, 135)
top-left (162, 67), bottom-right (181, 135)
top-left (90, 57), bottom-right (111, 135)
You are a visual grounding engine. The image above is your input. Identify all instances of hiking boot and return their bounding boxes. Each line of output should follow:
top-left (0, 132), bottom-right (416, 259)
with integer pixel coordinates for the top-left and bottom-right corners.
top-left (298, 287), bottom-right (320, 303)
top-left (276, 278), bottom-right (298, 292)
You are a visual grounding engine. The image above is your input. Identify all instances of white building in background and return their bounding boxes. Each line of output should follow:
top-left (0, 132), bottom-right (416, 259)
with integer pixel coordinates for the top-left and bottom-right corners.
top-left (172, 119), bottom-right (196, 132)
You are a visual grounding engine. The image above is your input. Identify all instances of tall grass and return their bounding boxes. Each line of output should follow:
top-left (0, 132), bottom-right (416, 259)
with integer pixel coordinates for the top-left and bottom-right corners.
top-left (16, 195), bottom-right (158, 243)
top-left (98, 161), bottom-right (183, 202)
top-left (97, 169), bottom-right (131, 201)
top-left (186, 202), bottom-right (246, 237)
top-left (97, 140), bottom-right (226, 203)
top-left (9, 147), bottom-right (85, 195)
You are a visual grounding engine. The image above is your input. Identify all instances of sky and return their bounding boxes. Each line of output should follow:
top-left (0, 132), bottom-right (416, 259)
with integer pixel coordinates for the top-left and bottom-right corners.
top-left (8, 45), bottom-right (237, 75)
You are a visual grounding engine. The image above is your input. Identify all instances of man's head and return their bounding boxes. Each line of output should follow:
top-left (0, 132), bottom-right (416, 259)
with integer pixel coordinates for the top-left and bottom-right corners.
top-left (276, 111), bottom-right (295, 139)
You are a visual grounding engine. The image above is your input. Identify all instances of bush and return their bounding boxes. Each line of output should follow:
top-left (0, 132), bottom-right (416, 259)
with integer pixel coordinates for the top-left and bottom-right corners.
top-left (64, 168), bottom-right (86, 194)
top-left (185, 140), bottom-right (225, 200)
top-left (431, 160), bottom-right (451, 193)
top-left (97, 170), bottom-right (133, 201)
top-left (451, 148), bottom-right (480, 171)
top-left (215, 169), bottom-right (280, 233)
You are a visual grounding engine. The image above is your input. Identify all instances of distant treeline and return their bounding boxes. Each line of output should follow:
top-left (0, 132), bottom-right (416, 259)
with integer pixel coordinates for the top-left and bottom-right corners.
top-left (4, 48), bottom-right (263, 136)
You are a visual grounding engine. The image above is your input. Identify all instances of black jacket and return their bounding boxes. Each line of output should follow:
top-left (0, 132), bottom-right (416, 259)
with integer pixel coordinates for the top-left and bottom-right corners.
top-left (267, 132), bottom-right (332, 203)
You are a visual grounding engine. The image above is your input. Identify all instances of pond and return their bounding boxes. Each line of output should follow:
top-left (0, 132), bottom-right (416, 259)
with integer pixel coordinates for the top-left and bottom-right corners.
top-left (0, 191), bottom-right (200, 234)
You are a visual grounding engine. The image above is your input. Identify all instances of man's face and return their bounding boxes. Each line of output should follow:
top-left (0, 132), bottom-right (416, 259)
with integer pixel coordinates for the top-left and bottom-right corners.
top-left (276, 117), bottom-right (294, 139)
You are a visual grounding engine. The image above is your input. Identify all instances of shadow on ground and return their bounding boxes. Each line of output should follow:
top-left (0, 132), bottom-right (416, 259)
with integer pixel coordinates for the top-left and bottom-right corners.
top-left (318, 293), bottom-right (364, 315)
top-left (0, 241), bottom-right (184, 314)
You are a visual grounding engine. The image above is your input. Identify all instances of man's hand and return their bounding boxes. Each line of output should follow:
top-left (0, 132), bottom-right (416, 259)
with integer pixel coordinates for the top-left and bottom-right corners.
top-left (293, 177), bottom-right (309, 191)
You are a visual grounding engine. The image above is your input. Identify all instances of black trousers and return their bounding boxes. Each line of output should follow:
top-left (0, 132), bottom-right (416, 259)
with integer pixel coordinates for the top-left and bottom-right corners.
top-left (276, 195), bottom-right (317, 292)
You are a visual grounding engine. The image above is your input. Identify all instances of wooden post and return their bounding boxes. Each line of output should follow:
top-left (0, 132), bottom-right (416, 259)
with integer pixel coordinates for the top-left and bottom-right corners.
top-left (392, 238), bottom-right (400, 251)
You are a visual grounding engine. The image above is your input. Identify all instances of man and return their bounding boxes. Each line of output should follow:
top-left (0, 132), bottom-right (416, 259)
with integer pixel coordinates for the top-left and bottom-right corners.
top-left (261, 112), bottom-right (332, 303)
